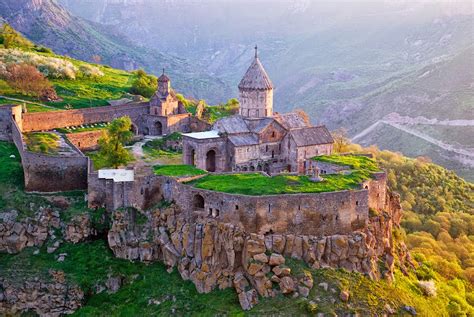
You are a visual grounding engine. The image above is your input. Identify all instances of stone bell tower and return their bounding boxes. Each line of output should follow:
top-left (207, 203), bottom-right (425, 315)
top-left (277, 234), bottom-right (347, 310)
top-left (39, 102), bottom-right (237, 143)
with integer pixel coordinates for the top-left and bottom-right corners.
top-left (238, 46), bottom-right (274, 118)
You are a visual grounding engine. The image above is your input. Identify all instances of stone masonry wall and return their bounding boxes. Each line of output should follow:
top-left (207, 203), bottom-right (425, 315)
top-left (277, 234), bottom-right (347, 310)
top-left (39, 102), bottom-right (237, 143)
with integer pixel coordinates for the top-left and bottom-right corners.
top-left (12, 121), bottom-right (88, 192)
top-left (66, 130), bottom-right (104, 151)
top-left (21, 103), bottom-right (149, 132)
top-left (107, 187), bottom-right (402, 310)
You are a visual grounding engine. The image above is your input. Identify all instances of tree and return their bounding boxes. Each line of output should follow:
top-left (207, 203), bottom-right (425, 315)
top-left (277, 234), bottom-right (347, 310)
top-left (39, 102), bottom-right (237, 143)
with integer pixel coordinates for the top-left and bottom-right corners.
top-left (96, 116), bottom-right (134, 168)
top-left (0, 23), bottom-right (33, 49)
top-left (130, 69), bottom-right (157, 98)
top-left (5, 63), bottom-right (57, 99)
top-left (295, 109), bottom-right (311, 125)
top-left (332, 128), bottom-right (351, 153)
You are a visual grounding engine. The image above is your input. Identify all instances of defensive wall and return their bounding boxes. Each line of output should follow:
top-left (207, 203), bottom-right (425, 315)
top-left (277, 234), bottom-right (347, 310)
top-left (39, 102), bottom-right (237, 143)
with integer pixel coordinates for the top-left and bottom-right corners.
top-left (21, 103), bottom-right (149, 132)
top-left (66, 130), bottom-right (104, 151)
top-left (11, 119), bottom-right (88, 192)
top-left (88, 167), bottom-right (388, 237)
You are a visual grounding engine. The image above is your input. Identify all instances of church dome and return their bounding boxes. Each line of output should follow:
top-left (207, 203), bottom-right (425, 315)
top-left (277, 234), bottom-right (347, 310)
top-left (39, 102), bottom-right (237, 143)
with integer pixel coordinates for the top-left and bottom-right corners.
top-left (238, 56), bottom-right (273, 91)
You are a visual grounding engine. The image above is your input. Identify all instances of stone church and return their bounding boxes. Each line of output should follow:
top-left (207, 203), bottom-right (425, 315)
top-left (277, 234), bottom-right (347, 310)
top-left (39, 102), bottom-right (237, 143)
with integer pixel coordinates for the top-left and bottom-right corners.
top-left (182, 49), bottom-right (334, 174)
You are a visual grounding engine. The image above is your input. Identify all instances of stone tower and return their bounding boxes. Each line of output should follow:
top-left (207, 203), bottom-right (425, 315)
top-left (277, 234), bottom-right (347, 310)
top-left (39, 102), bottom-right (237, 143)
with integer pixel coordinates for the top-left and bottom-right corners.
top-left (238, 46), bottom-right (274, 118)
top-left (150, 69), bottom-right (179, 116)
top-left (157, 68), bottom-right (171, 98)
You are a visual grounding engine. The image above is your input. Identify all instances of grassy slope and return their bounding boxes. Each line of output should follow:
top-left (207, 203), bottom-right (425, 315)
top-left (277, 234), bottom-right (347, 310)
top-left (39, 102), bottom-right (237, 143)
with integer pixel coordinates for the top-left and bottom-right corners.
top-left (0, 49), bottom-right (137, 111)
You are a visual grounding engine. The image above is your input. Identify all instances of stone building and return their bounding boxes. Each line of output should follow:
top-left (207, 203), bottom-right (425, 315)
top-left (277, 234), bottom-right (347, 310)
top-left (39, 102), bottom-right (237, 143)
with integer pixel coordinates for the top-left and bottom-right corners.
top-left (183, 51), bottom-right (334, 174)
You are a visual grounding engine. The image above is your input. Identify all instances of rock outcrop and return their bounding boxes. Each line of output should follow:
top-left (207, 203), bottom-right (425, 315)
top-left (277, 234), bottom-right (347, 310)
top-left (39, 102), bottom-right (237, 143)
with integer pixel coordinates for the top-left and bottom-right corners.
top-left (107, 190), bottom-right (403, 310)
top-left (0, 209), bottom-right (97, 254)
top-left (0, 270), bottom-right (84, 316)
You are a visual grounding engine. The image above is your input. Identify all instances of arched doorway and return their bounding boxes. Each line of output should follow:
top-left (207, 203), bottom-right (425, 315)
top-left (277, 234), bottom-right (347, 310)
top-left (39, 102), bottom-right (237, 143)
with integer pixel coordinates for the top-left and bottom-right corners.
top-left (206, 150), bottom-right (216, 172)
top-left (193, 194), bottom-right (204, 210)
top-left (155, 121), bottom-right (163, 135)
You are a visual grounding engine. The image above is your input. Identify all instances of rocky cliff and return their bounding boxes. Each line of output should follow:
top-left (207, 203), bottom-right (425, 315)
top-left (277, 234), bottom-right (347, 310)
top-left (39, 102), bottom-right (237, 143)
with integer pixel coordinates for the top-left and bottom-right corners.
top-left (107, 190), bottom-right (405, 310)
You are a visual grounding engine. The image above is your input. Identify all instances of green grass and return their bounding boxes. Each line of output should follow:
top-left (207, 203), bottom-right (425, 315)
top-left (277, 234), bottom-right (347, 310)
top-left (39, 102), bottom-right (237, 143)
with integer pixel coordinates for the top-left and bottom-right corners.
top-left (188, 171), bottom-right (371, 196)
top-left (24, 132), bottom-right (60, 154)
top-left (153, 165), bottom-right (207, 177)
top-left (56, 123), bottom-right (108, 134)
top-left (313, 155), bottom-right (380, 173)
top-left (187, 155), bottom-right (379, 196)
top-left (0, 49), bottom-right (137, 111)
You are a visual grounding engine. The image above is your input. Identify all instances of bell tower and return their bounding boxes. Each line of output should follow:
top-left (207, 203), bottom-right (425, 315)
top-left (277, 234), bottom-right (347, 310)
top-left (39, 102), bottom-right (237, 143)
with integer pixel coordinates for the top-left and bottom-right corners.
top-left (238, 46), bottom-right (274, 118)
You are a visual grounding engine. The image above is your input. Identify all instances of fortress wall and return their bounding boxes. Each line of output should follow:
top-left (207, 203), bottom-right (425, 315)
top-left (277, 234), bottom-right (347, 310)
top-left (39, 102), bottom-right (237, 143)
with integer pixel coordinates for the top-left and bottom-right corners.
top-left (362, 172), bottom-right (387, 211)
top-left (11, 120), bottom-right (88, 192)
top-left (66, 130), bottom-right (104, 151)
top-left (168, 180), bottom-right (368, 236)
top-left (87, 171), bottom-right (371, 236)
top-left (21, 103), bottom-right (149, 132)
top-left (0, 105), bottom-right (22, 141)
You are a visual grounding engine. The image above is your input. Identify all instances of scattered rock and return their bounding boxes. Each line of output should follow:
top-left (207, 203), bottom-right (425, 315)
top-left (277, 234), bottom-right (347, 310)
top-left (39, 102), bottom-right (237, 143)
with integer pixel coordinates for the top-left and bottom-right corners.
top-left (403, 305), bottom-right (417, 316)
top-left (279, 276), bottom-right (295, 294)
top-left (105, 275), bottom-right (122, 294)
top-left (269, 253), bottom-right (285, 266)
top-left (253, 253), bottom-right (269, 263)
top-left (57, 253), bottom-right (67, 262)
top-left (298, 285), bottom-right (310, 297)
top-left (340, 290), bottom-right (350, 302)
top-left (318, 282), bottom-right (328, 291)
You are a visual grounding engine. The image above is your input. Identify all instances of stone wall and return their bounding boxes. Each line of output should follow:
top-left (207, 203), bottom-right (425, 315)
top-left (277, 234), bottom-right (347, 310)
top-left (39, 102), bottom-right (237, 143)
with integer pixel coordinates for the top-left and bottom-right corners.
top-left (0, 105), bottom-right (22, 141)
top-left (12, 121), bottom-right (89, 192)
top-left (66, 130), bottom-right (104, 151)
top-left (21, 103), bottom-right (149, 132)
top-left (107, 187), bottom-right (403, 310)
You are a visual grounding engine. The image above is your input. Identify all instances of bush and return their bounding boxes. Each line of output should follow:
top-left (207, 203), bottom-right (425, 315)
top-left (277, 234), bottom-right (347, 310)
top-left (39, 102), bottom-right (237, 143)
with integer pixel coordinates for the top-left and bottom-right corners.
top-left (130, 69), bottom-right (157, 98)
top-left (418, 280), bottom-right (436, 297)
top-left (4, 63), bottom-right (57, 99)
top-left (0, 49), bottom-right (104, 80)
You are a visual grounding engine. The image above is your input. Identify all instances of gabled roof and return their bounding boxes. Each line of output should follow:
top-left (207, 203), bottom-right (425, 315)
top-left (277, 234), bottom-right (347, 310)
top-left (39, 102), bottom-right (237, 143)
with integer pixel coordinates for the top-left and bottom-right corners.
top-left (290, 126), bottom-right (334, 147)
top-left (274, 112), bottom-right (310, 130)
top-left (228, 134), bottom-right (259, 147)
top-left (158, 73), bottom-right (170, 82)
top-left (245, 117), bottom-right (274, 133)
top-left (213, 116), bottom-right (250, 134)
top-left (238, 57), bottom-right (273, 90)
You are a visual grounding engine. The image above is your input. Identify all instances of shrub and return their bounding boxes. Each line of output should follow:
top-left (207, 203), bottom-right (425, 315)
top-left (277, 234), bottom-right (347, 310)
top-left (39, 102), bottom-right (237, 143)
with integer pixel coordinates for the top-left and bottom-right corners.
top-left (0, 49), bottom-right (103, 80)
top-left (4, 63), bottom-right (57, 99)
top-left (418, 280), bottom-right (436, 297)
top-left (79, 64), bottom-right (104, 78)
top-left (130, 69), bottom-right (157, 98)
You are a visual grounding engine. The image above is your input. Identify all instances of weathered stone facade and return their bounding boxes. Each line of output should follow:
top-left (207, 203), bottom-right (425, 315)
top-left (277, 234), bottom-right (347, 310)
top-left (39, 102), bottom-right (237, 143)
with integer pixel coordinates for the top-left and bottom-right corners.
top-left (183, 53), bottom-right (334, 174)
top-left (0, 74), bottom-right (206, 192)
top-left (107, 184), bottom-right (402, 310)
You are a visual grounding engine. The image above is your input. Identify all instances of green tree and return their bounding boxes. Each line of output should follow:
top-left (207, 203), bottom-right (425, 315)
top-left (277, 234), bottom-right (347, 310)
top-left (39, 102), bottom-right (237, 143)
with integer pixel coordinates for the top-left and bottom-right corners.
top-left (96, 117), bottom-right (134, 168)
top-left (130, 69), bottom-right (157, 98)
top-left (0, 23), bottom-right (33, 49)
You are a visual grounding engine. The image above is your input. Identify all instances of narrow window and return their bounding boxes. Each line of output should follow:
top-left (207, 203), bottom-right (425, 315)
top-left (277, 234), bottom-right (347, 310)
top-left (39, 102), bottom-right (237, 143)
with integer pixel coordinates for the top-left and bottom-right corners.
top-left (272, 150), bottom-right (275, 158)
top-left (235, 205), bottom-right (239, 210)
top-left (209, 208), bottom-right (213, 216)
top-left (266, 145), bottom-right (269, 152)
top-left (272, 131), bottom-right (275, 138)
top-left (356, 201), bottom-right (359, 206)
top-left (268, 204), bottom-right (271, 213)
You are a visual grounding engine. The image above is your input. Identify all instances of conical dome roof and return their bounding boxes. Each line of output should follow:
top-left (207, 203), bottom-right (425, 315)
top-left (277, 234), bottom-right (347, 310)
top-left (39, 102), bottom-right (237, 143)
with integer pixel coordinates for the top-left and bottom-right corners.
top-left (238, 57), bottom-right (273, 90)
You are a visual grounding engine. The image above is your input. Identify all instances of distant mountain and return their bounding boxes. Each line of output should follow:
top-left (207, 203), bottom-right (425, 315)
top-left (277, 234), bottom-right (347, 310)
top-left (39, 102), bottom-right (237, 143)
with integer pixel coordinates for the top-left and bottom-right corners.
top-left (9, 0), bottom-right (474, 179)
top-left (0, 0), bottom-right (231, 102)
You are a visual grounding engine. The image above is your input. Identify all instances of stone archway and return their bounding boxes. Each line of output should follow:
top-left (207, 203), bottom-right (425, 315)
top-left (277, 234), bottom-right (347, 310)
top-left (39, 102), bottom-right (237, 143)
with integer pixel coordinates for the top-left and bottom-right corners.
top-left (155, 121), bottom-right (163, 135)
top-left (193, 194), bottom-right (205, 210)
top-left (206, 149), bottom-right (216, 172)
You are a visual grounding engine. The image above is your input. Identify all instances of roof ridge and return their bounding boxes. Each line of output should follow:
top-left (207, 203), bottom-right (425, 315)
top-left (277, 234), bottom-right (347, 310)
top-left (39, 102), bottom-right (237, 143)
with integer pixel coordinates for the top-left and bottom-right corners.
top-left (238, 57), bottom-right (273, 90)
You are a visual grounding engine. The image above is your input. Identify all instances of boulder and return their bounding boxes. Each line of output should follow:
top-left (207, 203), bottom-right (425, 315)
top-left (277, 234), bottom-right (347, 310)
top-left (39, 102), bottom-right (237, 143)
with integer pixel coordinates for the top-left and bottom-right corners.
top-left (279, 276), bottom-right (295, 294)
top-left (269, 253), bottom-right (285, 266)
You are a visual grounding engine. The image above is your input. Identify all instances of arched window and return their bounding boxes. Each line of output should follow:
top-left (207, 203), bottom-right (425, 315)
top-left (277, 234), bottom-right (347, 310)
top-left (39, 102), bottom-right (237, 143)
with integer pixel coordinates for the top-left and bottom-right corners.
top-left (193, 194), bottom-right (205, 210)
